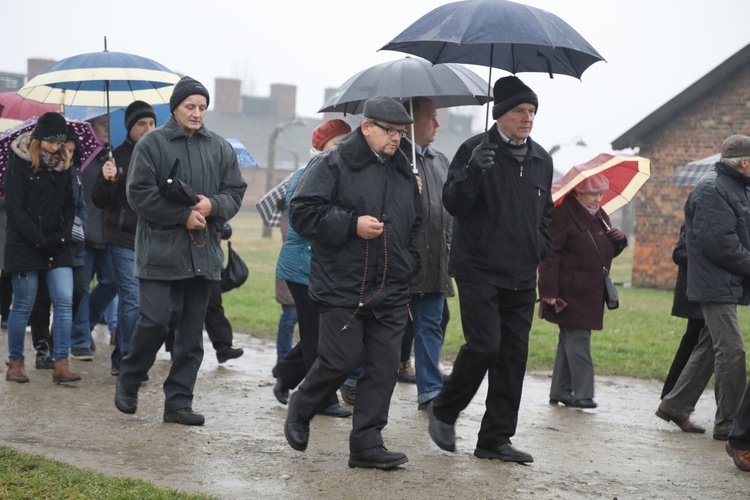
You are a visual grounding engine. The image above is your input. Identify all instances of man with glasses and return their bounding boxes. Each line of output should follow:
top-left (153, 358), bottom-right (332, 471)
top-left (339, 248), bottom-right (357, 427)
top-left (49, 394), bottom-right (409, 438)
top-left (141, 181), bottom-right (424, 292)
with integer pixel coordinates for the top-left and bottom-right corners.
top-left (284, 96), bottom-right (421, 470)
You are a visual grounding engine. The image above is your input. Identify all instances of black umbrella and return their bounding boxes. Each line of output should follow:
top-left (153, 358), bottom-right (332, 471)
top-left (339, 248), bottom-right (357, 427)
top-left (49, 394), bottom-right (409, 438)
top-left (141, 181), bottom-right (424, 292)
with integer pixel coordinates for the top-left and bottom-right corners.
top-left (318, 56), bottom-right (492, 115)
top-left (380, 0), bottom-right (605, 129)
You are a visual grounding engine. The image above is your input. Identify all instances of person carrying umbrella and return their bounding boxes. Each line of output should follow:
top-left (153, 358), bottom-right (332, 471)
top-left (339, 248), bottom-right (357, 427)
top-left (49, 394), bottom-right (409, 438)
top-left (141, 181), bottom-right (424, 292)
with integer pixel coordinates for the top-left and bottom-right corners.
top-left (398, 97), bottom-right (453, 410)
top-left (658, 134), bottom-right (750, 442)
top-left (92, 100), bottom-right (157, 376)
top-left (4, 112), bottom-right (81, 384)
top-left (114, 76), bottom-right (247, 425)
top-left (538, 173), bottom-right (628, 410)
top-left (284, 96), bottom-right (421, 469)
top-left (427, 76), bottom-right (552, 464)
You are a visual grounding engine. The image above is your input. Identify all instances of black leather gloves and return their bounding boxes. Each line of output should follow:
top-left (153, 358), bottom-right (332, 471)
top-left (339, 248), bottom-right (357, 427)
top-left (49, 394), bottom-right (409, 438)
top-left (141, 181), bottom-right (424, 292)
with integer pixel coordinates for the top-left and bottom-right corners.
top-left (468, 141), bottom-right (498, 175)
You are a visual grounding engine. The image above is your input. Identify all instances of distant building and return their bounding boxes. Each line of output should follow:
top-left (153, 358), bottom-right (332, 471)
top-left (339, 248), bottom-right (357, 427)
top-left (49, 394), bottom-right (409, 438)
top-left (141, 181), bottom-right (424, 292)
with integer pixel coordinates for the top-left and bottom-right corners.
top-left (612, 43), bottom-right (750, 289)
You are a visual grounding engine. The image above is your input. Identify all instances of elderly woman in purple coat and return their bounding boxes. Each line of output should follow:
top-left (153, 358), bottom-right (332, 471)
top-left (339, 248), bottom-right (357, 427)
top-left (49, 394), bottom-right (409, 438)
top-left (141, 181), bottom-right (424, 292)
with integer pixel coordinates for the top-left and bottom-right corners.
top-left (538, 174), bottom-right (628, 409)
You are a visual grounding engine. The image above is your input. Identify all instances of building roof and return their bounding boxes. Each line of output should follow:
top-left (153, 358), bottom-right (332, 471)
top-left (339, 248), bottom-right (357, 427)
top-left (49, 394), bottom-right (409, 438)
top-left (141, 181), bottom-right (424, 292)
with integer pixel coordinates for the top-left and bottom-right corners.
top-left (611, 44), bottom-right (750, 151)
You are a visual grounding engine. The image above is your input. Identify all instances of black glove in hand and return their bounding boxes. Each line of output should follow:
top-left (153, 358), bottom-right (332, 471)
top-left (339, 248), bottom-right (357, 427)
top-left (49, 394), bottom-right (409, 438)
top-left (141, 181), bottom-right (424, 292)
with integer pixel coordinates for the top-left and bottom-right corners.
top-left (607, 228), bottom-right (626, 242)
top-left (468, 141), bottom-right (498, 175)
top-left (38, 235), bottom-right (64, 257)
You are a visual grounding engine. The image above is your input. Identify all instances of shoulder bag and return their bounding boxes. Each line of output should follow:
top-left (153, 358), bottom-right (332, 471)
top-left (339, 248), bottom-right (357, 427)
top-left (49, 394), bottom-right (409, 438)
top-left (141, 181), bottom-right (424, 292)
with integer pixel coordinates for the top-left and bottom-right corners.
top-left (586, 229), bottom-right (619, 310)
top-left (221, 240), bottom-right (249, 292)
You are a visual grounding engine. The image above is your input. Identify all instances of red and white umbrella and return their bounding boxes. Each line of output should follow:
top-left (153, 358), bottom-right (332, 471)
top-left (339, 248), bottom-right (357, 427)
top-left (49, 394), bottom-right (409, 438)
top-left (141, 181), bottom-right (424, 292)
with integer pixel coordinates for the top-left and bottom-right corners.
top-left (552, 153), bottom-right (651, 214)
top-left (0, 92), bottom-right (58, 132)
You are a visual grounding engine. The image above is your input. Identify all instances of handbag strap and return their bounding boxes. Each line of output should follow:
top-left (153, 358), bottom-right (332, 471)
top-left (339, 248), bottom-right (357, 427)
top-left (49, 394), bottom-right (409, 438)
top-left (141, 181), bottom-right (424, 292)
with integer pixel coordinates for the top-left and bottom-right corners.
top-left (586, 229), bottom-right (608, 275)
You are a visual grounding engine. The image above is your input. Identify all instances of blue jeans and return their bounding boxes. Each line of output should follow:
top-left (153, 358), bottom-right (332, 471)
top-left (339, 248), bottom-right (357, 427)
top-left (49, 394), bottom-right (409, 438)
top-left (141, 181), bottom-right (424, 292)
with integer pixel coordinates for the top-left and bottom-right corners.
top-left (276, 304), bottom-right (298, 359)
top-left (8, 267), bottom-right (73, 360)
top-left (104, 295), bottom-right (119, 331)
top-left (71, 246), bottom-right (117, 348)
top-left (108, 244), bottom-right (139, 370)
top-left (411, 293), bottom-right (445, 404)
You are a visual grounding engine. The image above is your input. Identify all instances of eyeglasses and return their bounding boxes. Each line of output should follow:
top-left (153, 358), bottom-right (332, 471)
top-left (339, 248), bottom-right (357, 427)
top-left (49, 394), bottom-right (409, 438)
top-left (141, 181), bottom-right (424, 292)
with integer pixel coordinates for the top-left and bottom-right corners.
top-left (370, 121), bottom-right (408, 138)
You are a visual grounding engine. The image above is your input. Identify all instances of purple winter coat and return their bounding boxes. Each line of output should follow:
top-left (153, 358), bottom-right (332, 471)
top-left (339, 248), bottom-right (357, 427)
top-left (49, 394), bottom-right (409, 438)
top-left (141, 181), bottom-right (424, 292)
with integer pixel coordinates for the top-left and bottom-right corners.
top-left (537, 193), bottom-right (627, 330)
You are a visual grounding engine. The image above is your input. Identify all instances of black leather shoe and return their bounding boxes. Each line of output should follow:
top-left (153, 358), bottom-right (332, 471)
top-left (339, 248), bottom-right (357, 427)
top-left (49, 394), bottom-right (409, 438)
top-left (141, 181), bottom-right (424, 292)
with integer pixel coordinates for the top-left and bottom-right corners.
top-left (713, 431), bottom-right (730, 441)
top-left (428, 403), bottom-right (455, 452)
top-left (549, 398), bottom-right (574, 407)
top-left (340, 384), bottom-right (356, 405)
top-left (418, 398), bottom-right (435, 411)
top-left (216, 345), bottom-right (244, 364)
top-left (572, 398), bottom-right (597, 409)
top-left (273, 377), bottom-right (289, 405)
top-left (474, 444), bottom-right (534, 463)
top-left (114, 378), bottom-right (137, 414)
top-left (164, 408), bottom-right (205, 426)
top-left (317, 403), bottom-right (352, 418)
top-left (348, 446), bottom-right (408, 469)
top-left (284, 392), bottom-right (310, 451)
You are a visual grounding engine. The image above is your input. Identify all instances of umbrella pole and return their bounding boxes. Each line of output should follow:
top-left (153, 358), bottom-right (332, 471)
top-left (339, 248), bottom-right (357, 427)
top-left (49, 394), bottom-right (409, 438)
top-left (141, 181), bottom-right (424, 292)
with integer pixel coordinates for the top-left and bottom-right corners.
top-left (484, 45), bottom-right (494, 134)
top-left (409, 97), bottom-right (417, 174)
top-left (105, 80), bottom-right (112, 157)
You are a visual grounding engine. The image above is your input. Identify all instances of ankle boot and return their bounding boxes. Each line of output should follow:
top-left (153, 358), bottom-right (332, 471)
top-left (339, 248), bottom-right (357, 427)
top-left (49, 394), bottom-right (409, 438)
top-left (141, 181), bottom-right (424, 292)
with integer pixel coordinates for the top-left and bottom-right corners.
top-left (6, 359), bottom-right (30, 383)
top-left (34, 339), bottom-right (54, 370)
top-left (52, 359), bottom-right (81, 384)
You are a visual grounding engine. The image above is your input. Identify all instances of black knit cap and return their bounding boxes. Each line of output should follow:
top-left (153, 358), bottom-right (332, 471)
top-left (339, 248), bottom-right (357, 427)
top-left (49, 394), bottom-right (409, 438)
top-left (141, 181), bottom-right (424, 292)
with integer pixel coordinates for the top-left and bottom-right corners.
top-left (169, 75), bottom-right (210, 113)
top-left (124, 100), bottom-right (156, 134)
top-left (32, 112), bottom-right (67, 142)
top-left (491, 76), bottom-right (539, 120)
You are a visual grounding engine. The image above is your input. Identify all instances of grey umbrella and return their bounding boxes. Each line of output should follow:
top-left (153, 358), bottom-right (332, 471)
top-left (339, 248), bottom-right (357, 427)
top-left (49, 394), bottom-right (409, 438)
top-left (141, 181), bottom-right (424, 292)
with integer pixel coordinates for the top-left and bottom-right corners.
top-left (669, 153), bottom-right (719, 186)
top-left (319, 56), bottom-right (492, 115)
top-left (319, 56), bottom-right (491, 172)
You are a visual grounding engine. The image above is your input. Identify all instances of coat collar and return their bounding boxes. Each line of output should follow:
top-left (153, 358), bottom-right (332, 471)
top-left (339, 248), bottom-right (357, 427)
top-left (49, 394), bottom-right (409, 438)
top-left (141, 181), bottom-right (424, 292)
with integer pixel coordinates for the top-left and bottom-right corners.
top-left (337, 128), bottom-right (412, 180)
top-left (562, 193), bottom-right (604, 231)
top-left (163, 115), bottom-right (213, 141)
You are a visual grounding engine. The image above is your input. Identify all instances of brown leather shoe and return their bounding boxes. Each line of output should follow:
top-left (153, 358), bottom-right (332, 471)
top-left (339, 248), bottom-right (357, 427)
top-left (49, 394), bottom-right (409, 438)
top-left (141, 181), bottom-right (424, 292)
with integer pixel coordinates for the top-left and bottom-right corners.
top-left (6, 359), bottom-right (30, 383)
top-left (726, 441), bottom-right (750, 472)
top-left (655, 406), bottom-right (705, 433)
top-left (52, 359), bottom-right (81, 384)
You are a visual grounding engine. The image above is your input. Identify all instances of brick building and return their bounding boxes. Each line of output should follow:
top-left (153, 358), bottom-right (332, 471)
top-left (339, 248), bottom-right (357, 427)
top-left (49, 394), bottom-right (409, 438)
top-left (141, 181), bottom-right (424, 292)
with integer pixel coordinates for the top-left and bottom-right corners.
top-left (612, 44), bottom-right (750, 289)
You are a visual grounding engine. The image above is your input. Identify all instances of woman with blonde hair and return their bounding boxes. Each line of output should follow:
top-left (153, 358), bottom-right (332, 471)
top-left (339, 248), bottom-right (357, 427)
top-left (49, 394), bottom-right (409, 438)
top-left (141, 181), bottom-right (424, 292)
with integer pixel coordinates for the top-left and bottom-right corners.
top-left (4, 112), bottom-right (80, 384)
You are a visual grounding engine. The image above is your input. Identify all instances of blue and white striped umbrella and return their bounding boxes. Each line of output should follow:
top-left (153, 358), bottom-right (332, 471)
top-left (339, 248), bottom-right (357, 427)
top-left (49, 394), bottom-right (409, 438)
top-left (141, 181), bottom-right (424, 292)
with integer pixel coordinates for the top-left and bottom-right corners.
top-left (17, 51), bottom-right (180, 108)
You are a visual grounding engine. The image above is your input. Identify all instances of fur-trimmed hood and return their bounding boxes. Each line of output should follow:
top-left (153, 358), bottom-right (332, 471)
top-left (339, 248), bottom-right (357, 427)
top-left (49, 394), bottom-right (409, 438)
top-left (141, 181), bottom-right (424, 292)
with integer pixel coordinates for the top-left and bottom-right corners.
top-left (10, 132), bottom-right (32, 162)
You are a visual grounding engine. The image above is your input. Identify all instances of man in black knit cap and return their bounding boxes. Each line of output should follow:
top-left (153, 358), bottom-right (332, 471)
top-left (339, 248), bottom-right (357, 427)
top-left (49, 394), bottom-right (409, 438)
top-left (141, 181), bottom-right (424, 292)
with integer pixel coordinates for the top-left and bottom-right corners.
top-left (427, 76), bottom-right (554, 464)
top-left (114, 76), bottom-right (246, 425)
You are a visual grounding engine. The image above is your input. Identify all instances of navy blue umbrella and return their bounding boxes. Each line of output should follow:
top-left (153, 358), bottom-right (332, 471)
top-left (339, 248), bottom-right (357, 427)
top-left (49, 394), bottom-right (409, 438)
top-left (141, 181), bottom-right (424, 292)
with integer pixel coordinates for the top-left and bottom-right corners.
top-left (381, 0), bottom-right (605, 128)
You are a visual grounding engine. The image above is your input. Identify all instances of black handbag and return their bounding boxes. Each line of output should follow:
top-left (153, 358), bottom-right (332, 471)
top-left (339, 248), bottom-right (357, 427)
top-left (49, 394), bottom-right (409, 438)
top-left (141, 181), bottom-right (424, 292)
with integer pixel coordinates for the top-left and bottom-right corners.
top-left (221, 240), bottom-right (249, 292)
top-left (587, 229), bottom-right (619, 310)
top-left (160, 158), bottom-right (200, 206)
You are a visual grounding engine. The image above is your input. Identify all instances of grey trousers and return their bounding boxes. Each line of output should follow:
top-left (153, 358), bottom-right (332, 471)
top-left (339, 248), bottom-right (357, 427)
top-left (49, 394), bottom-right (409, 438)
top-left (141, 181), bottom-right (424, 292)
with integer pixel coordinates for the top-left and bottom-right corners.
top-left (660, 302), bottom-right (746, 435)
top-left (549, 327), bottom-right (594, 401)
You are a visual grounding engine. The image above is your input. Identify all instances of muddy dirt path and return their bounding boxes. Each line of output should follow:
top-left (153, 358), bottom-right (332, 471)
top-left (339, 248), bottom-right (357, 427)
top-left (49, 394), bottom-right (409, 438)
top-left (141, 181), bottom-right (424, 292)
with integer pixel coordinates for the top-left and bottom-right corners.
top-left (0, 326), bottom-right (747, 499)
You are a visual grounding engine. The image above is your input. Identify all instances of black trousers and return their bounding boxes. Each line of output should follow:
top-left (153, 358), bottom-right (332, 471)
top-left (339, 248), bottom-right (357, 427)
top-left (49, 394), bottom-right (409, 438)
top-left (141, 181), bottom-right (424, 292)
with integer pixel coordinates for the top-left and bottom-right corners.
top-left (294, 307), bottom-right (407, 452)
top-left (119, 277), bottom-right (212, 413)
top-left (730, 383), bottom-right (750, 450)
top-left (165, 280), bottom-right (233, 352)
top-left (432, 280), bottom-right (535, 448)
top-left (661, 318), bottom-right (704, 399)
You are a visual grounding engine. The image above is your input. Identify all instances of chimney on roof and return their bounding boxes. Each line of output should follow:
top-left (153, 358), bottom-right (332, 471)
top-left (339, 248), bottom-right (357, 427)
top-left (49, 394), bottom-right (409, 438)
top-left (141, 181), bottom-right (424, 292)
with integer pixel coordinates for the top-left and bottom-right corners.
top-left (214, 78), bottom-right (242, 114)
top-left (270, 83), bottom-right (296, 119)
top-left (27, 58), bottom-right (56, 80)
top-left (323, 87), bottom-right (339, 121)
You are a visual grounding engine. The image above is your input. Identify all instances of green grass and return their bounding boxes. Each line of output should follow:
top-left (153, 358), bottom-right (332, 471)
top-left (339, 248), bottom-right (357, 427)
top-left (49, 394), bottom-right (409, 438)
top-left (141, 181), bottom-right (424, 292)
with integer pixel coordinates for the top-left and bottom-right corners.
top-left (0, 446), bottom-right (213, 499)
top-left (226, 211), bottom-right (750, 381)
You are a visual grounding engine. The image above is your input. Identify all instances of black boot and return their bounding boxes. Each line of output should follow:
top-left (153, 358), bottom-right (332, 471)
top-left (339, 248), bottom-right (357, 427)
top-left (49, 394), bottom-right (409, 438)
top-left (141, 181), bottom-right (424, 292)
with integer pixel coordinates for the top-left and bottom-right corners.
top-left (32, 331), bottom-right (54, 370)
